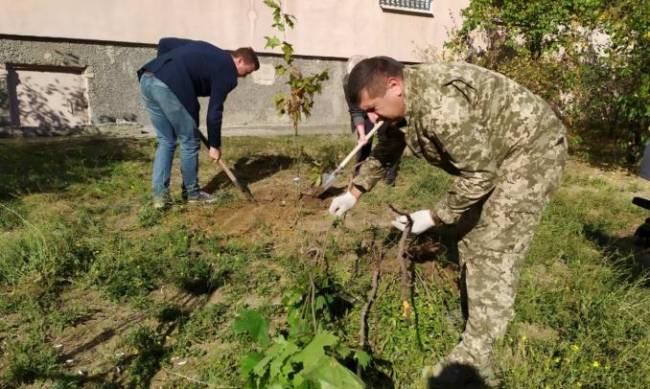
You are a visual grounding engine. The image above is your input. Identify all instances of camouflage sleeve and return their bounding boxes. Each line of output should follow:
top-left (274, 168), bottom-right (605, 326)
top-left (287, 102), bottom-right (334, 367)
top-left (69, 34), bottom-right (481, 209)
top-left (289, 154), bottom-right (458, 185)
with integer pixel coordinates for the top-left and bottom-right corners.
top-left (351, 123), bottom-right (406, 192)
top-left (431, 83), bottom-right (498, 225)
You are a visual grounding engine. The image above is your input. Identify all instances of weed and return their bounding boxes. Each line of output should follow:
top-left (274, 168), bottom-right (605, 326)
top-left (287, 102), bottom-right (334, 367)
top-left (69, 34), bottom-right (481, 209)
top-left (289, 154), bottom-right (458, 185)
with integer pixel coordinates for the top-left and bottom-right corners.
top-left (234, 308), bottom-right (364, 388)
top-left (137, 206), bottom-right (163, 228)
top-left (168, 254), bottom-right (228, 295)
top-left (2, 136), bottom-right (650, 388)
top-left (122, 326), bottom-right (167, 388)
top-left (48, 303), bottom-right (95, 332)
top-left (172, 303), bottom-right (229, 356)
top-left (1, 329), bottom-right (59, 386)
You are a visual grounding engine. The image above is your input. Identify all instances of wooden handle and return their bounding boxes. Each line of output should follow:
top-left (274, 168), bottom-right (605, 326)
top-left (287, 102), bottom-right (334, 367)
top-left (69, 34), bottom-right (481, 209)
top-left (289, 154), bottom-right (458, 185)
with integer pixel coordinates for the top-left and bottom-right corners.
top-left (217, 159), bottom-right (238, 185)
top-left (332, 120), bottom-right (384, 176)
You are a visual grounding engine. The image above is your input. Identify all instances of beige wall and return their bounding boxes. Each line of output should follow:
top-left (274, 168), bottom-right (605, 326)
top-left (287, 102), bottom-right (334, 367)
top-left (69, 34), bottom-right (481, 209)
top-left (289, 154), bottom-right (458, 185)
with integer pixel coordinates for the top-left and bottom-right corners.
top-left (0, 0), bottom-right (468, 62)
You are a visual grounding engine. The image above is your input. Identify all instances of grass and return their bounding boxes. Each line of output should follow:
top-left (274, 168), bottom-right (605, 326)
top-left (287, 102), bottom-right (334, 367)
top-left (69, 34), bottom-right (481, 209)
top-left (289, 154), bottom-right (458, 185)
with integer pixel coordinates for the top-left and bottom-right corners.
top-left (0, 135), bottom-right (649, 388)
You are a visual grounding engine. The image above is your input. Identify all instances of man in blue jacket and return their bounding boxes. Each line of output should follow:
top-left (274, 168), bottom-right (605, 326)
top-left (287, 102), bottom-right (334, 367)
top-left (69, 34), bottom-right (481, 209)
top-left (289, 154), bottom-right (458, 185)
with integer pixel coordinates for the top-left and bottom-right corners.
top-left (138, 38), bottom-right (259, 208)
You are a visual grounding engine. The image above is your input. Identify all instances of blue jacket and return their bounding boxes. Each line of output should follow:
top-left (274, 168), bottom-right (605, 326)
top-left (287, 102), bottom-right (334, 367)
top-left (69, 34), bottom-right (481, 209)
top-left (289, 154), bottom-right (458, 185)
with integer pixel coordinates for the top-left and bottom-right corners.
top-left (138, 38), bottom-right (238, 148)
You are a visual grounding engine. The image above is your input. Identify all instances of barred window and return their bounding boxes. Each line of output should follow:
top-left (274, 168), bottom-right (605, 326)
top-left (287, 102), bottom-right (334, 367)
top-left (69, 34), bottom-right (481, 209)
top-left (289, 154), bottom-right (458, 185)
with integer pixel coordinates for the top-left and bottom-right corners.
top-left (379, 0), bottom-right (433, 15)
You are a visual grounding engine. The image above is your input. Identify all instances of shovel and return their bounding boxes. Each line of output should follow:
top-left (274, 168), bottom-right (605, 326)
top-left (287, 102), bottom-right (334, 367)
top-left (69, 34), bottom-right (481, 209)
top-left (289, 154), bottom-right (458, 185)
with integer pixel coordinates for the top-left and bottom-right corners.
top-left (317, 120), bottom-right (384, 195)
top-left (195, 130), bottom-right (256, 203)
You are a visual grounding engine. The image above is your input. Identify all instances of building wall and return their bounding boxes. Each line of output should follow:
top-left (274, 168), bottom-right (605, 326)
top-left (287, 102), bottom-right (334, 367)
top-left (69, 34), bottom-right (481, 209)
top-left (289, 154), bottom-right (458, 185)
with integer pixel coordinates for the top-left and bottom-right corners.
top-left (0, 0), bottom-right (469, 136)
top-left (0, 0), bottom-right (468, 62)
top-left (0, 36), bottom-right (351, 136)
top-left (0, 38), bottom-right (154, 133)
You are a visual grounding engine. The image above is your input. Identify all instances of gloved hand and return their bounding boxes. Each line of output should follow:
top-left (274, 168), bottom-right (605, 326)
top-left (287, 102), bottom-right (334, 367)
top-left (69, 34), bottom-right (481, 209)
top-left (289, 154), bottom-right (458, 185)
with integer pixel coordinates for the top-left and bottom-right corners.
top-left (328, 191), bottom-right (357, 217)
top-left (392, 209), bottom-right (435, 235)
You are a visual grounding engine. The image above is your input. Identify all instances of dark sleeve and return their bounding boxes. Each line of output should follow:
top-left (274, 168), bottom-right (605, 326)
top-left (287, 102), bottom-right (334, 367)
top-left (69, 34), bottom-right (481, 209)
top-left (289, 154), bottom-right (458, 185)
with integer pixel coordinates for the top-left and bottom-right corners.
top-left (349, 107), bottom-right (366, 127)
top-left (342, 74), bottom-right (366, 127)
top-left (206, 79), bottom-right (235, 148)
top-left (157, 37), bottom-right (193, 56)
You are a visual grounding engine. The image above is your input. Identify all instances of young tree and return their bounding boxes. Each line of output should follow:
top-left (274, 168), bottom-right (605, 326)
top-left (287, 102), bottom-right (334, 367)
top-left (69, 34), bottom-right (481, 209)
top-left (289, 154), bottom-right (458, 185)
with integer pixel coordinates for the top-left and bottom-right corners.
top-left (263, 0), bottom-right (329, 137)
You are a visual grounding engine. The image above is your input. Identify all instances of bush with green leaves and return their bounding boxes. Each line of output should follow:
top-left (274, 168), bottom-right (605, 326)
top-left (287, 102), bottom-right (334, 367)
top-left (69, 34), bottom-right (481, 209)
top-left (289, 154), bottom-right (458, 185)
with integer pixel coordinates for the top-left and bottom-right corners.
top-left (234, 308), bottom-right (366, 389)
top-left (450, 0), bottom-right (650, 164)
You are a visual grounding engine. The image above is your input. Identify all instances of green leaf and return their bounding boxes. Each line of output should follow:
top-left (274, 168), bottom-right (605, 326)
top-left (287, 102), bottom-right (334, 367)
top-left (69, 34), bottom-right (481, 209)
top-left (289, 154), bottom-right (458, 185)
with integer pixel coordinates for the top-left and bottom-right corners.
top-left (275, 65), bottom-right (287, 76)
top-left (336, 344), bottom-right (351, 358)
top-left (303, 356), bottom-right (365, 389)
top-left (269, 339), bottom-right (299, 379)
top-left (233, 309), bottom-right (269, 346)
top-left (284, 14), bottom-right (296, 28)
top-left (252, 338), bottom-right (288, 377)
top-left (240, 351), bottom-right (264, 377)
top-left (282, 42), bottom-right (294, 64)
top-left (354, 350), bottom-right (371, 368)
top-left (292, 330), bottom-right (338, 370)
top-left (263, 0), bottom-right (279, 9)
top-left (282, 289), bottom-right (303, 307)
top-left (264, 36), bottom-right (282, 49)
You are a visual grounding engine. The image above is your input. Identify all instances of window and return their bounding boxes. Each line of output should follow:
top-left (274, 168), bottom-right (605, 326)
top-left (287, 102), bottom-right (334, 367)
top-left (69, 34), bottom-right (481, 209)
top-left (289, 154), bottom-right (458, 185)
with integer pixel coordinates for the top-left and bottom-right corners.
top-left (379, 0), bottom-right (433, 16)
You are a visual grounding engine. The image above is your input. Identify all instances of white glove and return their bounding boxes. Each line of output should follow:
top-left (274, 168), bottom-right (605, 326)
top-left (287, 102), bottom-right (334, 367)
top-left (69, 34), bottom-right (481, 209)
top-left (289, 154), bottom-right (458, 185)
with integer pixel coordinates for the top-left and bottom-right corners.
top-left (392, 209), bottom-right (435, 235)
top-left (328, 191), bottom-right (357, 218)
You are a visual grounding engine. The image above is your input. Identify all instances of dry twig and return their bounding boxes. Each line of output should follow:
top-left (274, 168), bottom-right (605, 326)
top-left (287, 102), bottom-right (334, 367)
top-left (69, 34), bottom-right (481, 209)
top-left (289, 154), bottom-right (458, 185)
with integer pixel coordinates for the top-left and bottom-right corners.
top-left (389, 204), bottom-right (414, 320)
top-left (359, 232), bottom-right (383, 348)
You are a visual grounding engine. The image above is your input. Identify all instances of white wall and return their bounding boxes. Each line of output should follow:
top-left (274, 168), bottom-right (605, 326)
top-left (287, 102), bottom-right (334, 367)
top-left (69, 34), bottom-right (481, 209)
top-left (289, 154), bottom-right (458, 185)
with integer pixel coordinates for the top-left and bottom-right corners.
top-left (0, 0), bottom-right (468, 62)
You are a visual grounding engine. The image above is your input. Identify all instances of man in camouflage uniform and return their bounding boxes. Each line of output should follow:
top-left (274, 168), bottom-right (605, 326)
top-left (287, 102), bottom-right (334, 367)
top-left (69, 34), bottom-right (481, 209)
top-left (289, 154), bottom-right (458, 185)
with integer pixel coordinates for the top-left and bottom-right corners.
top-left (328, 57), bottom-right (567, 386)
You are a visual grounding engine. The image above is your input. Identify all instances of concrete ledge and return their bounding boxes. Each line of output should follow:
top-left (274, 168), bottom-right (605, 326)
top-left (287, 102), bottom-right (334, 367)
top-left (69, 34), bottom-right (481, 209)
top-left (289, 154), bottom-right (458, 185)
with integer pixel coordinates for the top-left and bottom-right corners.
top-left (0, 122), bottom-right (350, 139)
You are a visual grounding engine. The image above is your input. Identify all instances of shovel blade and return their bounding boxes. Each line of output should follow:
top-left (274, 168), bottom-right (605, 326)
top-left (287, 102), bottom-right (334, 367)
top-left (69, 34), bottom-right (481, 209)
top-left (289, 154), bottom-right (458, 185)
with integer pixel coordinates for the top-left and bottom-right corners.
top-left (319, 173), bottom-right (337, 192)
top-left (233, 180), bottom-right (256, 203)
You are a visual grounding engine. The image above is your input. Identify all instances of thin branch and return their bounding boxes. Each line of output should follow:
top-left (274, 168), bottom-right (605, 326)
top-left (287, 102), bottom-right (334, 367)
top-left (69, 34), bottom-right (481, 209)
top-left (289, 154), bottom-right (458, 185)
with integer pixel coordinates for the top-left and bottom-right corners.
top-left (359, 267), bottom-right (379, 348)
top-left (389, 204), bottom-right (414, 320)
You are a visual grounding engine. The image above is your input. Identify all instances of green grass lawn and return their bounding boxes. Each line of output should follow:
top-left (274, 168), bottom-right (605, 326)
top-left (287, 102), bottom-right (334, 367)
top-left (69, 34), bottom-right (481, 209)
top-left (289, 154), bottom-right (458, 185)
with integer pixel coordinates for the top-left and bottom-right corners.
top-left (1, 135), bottom-right (649, 388)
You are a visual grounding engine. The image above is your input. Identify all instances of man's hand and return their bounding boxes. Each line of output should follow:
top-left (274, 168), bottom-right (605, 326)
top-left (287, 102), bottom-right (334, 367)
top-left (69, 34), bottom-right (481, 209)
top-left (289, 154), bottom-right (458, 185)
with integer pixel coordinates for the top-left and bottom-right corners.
top-left (392, 209), bottom-right (435, 235)
top-left (367, 112), bottom-right (379, 124)
top-left (209, 147), bottom-right (221, 162)
top-left (328, 191), bottom-right (358, 218)
top-left (355, 124), bottom-right (368, 146)
top-left (357, 133), bottom-right (368, 146)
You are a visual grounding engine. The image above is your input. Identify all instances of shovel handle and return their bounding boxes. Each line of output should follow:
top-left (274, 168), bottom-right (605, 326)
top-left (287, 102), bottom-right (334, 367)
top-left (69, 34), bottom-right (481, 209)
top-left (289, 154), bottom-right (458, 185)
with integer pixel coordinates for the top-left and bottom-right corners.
top-left (194, 129), bottom-right (238, 185)
top-left (196, 129), bottom-right (211, 147)
top-left (217, 159), bottom-right (238, 185)
top-left (332, 120), bottom-right (383, 176)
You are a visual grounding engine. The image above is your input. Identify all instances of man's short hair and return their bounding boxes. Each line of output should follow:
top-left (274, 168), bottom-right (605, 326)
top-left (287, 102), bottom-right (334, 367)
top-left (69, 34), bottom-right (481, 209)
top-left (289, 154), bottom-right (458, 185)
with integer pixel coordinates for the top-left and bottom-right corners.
top-left (232, 47), bottom-right (260, 70)
top-left (348, 56), bottom-right (404, 105)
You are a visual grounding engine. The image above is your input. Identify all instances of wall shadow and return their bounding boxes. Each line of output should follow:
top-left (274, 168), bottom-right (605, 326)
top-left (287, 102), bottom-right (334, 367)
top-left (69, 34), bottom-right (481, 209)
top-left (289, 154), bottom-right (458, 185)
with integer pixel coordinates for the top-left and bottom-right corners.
top-left (0, 78), bottom-right (9, 126)
top-left (0, 137), bottom-right (149, 201)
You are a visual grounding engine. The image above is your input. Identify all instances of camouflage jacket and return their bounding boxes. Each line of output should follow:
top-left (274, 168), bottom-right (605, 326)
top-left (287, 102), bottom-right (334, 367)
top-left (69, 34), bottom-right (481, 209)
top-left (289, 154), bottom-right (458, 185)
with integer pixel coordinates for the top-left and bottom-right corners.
top-left (351, 62), bottom-right (566, 225)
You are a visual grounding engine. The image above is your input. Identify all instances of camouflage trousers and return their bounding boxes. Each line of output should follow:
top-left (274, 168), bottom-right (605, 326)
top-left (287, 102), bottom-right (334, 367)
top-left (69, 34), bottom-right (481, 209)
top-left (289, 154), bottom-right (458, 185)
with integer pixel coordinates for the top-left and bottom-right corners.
top-left (444, 130), bottom-right (567, 377)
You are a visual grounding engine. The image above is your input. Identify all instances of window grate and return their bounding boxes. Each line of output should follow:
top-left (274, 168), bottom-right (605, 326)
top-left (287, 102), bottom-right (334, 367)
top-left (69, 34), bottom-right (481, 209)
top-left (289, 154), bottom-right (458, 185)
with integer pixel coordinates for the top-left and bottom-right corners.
top-left (379, 0), bottom-right (433, 15)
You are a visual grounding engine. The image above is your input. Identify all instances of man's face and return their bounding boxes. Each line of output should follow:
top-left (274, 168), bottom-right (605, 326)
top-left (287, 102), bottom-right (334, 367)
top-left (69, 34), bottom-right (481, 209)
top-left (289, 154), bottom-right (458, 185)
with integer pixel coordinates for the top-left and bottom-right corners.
top-left (234, 57), bottom-right (256, 77)
top-left (358, 77), bottom-right (406, 122)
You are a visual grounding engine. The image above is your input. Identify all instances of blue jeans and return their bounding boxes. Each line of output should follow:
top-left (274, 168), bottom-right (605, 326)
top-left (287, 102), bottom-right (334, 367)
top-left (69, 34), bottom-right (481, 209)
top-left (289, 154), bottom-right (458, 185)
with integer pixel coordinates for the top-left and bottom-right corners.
top-left (140, 73), bottom-right (200, 198)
